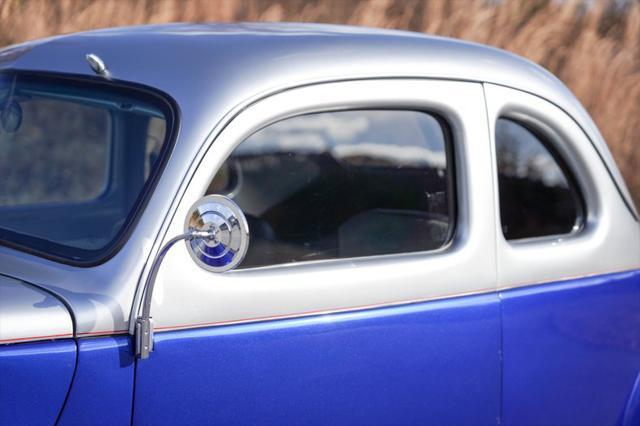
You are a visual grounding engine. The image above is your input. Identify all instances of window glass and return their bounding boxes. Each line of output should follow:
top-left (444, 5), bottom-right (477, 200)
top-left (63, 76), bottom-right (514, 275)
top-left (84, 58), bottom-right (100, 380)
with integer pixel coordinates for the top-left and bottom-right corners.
top-left (0, 99), bottom-right (110, 206)
top-left (0, 72), bottom-right (173, 262)
top-left (145, 116), bottom-right (166, 180)
top-left (207, 110), bottom-right (454, 268)
top-left (495, 118), bottom-right (582, 240)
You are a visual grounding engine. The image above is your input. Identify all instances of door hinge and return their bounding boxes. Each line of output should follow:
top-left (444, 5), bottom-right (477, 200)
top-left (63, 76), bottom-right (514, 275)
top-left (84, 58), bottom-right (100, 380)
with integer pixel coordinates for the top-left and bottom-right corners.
top-left (135, 317), bottom-right (154, 359)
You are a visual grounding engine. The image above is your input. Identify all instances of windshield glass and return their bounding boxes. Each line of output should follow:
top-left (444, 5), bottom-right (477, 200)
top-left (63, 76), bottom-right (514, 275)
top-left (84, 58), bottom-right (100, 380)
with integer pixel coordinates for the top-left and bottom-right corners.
top-left (0, 72), bottom-right (173, 263)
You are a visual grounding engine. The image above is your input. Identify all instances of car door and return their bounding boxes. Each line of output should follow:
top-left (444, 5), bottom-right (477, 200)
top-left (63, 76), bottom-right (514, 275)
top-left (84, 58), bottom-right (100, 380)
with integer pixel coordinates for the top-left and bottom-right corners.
top-left (132, 79), bottom-right (501, 425)
top-left (485, 84), bottom-right (640, 425)
top-left (0, 277), bottom-right (76, 425)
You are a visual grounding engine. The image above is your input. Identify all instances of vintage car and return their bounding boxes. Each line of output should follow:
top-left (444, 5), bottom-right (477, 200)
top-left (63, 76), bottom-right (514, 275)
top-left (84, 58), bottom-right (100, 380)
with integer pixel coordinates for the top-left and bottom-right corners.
top-left (0, 22), bottom-right (639, 425)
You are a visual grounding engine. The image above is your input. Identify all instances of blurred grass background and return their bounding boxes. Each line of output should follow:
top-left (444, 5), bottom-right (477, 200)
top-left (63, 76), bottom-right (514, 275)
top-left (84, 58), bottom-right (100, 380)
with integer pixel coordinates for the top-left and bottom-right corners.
top-left (0, 0), bottom-right (638, 209)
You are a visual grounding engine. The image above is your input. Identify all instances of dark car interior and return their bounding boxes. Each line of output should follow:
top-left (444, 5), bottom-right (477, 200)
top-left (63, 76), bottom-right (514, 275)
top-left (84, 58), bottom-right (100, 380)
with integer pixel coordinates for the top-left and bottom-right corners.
top-left (206, 110), bottom-right (454, 268)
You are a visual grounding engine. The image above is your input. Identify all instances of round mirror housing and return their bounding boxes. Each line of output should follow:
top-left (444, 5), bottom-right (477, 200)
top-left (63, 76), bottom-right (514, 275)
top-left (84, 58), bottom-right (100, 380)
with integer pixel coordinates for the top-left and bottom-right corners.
top-left (184, 194), bottom-right (249, 272)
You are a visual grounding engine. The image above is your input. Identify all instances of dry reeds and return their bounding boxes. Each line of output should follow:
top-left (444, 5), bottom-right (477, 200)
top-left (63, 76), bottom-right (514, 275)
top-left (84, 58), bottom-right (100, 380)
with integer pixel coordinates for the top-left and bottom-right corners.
top-left (0, 0), bottom-right (638, 209)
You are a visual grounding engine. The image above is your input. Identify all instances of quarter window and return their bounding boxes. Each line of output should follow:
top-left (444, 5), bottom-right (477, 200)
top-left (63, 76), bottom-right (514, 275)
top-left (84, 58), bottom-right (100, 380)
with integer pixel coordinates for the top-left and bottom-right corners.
top-left (207, 110), bottom-right (454, 268)
top-left (495, 118), bottom-right (583, 240)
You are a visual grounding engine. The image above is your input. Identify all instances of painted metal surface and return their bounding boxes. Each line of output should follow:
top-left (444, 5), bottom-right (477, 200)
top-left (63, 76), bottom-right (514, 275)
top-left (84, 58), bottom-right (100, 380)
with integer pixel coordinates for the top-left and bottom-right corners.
top-left (140, 79), bottom-right (498, 334)
top-left (623, 371), bottom-right (640, 426)
top-left (0, 339), bottom-right (76, 425)
top-left (0, 22), bottom-right (636, 426)
top-left (501, 269), bottom-right (640, 426)
top-left (0, 275), bottom-right (73, 344)
top-left (485, 84), bottom-right (640, 291)
top-left (58, 336), bottom-right (134, 426)
top-left (134, 292), bottom-right (501, 425)
top-left (0, 23), bottom-right (634, 339)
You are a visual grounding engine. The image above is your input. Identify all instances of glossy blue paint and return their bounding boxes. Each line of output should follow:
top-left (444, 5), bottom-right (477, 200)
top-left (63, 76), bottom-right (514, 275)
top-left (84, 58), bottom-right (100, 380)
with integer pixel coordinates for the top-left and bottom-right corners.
top-left (622, 371), bottom-right (640, 426)
top-left (501, 269), bottom-right (640, 426)
top-left (0, 339), bottom-right (76, 425)
top-left (134, 293), bottom-right (501, 425)
top-left (58, 336), bottom-right (135, 426)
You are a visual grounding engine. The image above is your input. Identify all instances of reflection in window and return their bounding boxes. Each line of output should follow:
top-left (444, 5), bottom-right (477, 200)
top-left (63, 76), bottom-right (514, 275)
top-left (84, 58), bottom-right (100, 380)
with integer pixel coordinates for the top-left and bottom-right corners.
top-left (496, 118), bottom-right (583, 240)
top-left (207, 110), bottom-right (454, 268)
top-left (145, 117), bottom-right (166, 180)
top-left (0, 99), bottom-right (109, 205)
top-left (0, 72), bottom-right (171, 261)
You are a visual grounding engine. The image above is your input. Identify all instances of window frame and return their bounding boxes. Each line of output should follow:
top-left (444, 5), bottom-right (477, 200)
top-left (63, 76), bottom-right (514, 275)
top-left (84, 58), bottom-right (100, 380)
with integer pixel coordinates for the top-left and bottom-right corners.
top-left (495, 116), bottom-right (587, 242)
top-left (210, 107), bottom-right (458, 269)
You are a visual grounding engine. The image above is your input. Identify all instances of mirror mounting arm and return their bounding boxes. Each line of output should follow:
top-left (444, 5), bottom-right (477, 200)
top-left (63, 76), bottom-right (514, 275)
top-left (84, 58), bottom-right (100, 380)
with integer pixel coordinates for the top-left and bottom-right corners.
top-left (134, 194), bottom-right (249, 360)
top-left (134, 231), bottom-right (214, 360)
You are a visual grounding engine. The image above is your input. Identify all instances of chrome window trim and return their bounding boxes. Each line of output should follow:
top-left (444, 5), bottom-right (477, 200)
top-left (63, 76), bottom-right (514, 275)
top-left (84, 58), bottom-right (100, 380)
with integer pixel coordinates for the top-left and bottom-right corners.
top-left (494, 114), bottom-right (587, 242)
top-left (485, 83), bottom-right (640, 289)
top-left (132, 79), bottom-right (498, 333)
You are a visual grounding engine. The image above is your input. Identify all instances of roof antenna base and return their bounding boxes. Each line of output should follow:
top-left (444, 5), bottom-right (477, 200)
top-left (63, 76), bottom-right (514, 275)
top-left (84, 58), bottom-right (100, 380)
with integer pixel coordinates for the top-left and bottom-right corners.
top-left (85, 53), bottom-right (110, 78)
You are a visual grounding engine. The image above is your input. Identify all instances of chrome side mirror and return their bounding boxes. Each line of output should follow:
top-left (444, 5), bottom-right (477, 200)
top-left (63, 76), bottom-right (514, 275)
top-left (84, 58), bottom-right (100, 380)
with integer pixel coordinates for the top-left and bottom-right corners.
top-left (135, 195), bottom-right (249, 359)
top-left (184, 195), bottom-right (250, 272)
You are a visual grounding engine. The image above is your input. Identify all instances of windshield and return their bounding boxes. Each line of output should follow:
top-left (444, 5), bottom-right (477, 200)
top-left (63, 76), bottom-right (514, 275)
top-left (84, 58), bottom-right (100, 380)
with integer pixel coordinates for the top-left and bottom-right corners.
top-left (0, 72), bottom-right (173, 263)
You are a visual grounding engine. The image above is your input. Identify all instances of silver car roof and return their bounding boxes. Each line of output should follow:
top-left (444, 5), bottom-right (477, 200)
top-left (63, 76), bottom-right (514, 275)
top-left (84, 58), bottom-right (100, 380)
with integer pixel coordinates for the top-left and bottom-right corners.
top-left (0, 22), bottom-right (635, 218)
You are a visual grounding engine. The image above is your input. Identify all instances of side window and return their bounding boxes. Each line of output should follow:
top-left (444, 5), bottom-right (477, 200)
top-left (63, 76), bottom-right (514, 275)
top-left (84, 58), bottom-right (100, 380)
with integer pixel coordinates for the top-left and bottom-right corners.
top-left (495, 118), bottom-right (583, 240)
top-left (207, 110), bottom-right (455, 268)
top-left (0, 99), bottom-right (110, 206)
